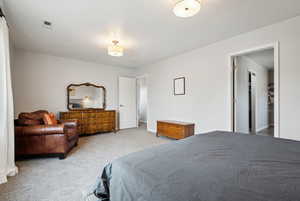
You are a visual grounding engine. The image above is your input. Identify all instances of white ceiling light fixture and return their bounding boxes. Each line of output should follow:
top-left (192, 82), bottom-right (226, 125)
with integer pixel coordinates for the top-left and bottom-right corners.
top-left (173, 0), bottom-right (201, 18)
top-left (108, 40), bottom-right (124, 57)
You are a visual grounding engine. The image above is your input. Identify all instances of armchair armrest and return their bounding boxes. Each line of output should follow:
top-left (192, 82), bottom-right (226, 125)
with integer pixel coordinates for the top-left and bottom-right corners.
top-left (15, 124), bottom-right (65, 136)
top-left (58, 119), bottom-right (78, 128)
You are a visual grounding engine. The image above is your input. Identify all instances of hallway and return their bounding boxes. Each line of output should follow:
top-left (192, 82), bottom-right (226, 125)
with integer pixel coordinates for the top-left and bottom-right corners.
top-left (257, 126), bottom-right (274, 137)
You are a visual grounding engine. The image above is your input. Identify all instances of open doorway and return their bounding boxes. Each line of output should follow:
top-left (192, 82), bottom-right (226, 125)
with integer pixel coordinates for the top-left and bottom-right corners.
top-left (248, 71), bottom-right (257, 134)
top-left (231, 43), bottom-right (279, 137)
top-left (137, 76), bottom-right (148, 130)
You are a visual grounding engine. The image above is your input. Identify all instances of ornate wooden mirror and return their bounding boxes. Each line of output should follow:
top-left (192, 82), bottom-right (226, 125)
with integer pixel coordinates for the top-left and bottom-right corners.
top-left (67, 83), bottom-right (106, 110)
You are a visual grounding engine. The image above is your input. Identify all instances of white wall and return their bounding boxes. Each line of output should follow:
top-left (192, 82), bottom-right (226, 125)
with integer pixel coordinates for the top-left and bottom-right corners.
top-left (11, 49), bottom-right (136, 117)
top-left (235, 56), bottom-right (269, 133)
top-left (11, 16), bottom-right (300, 141)
top-left (137, 77), bottom-right (147, 123)
top-left (137, 16), bottom-right (300, 141)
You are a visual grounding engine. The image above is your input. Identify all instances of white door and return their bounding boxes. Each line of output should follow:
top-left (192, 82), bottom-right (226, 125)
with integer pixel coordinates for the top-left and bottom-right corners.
top-left (119, 77), bottom-right (137, 129)
top-left (234, 58), bottom-right (250, 133)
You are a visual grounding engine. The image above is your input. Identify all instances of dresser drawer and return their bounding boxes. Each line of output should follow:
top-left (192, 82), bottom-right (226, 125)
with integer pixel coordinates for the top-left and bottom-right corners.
top-left (59, 110), bottom-right (116, 135)
top-left (60, 112), bottom-right (82, 119)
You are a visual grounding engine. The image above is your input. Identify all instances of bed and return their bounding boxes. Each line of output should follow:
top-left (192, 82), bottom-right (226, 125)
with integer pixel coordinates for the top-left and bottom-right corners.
top-left (92, 131), bottom-right (300, 201)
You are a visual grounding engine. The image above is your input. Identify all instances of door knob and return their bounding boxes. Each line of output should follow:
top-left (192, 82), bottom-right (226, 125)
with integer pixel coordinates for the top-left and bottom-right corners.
top-left (120, 104), bottom-right (125, 107)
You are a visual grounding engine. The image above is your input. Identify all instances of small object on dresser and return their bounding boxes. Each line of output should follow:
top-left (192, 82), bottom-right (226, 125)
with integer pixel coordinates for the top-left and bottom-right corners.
top-left (156, 120), bottom-right (195, 140)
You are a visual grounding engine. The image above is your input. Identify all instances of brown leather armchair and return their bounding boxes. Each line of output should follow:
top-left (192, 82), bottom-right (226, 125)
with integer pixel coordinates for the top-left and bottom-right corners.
top-left (15, 111), bottom-right (79, 159)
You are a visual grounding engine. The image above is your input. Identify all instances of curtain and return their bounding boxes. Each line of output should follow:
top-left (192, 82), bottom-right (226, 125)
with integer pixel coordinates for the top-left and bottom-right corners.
top-left (0, 15), bottom-right (18, 184)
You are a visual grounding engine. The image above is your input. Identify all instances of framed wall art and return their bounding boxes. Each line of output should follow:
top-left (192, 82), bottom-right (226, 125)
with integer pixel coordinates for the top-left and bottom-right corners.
top-left (173, 77), bottom-right (185, 95)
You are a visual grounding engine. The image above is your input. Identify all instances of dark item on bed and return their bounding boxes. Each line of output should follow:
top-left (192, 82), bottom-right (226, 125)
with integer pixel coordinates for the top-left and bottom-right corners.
top-left (156, 120), bottom-right (194, 140)
top-left (93, 131), bottom-right (300, 201)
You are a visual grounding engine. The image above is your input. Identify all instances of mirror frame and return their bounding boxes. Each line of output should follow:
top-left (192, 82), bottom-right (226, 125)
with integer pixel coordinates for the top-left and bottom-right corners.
top-left (67, 82), bottom-right (106, 111)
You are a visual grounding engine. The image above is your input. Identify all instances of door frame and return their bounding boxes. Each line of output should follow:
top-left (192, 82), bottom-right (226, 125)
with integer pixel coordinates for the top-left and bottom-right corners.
top-left (136, 74), bottom-right (148, 128)
top-left (118, 76), bottom-right (138, 130)
top-left (229, 42), bottom-right (280, 138)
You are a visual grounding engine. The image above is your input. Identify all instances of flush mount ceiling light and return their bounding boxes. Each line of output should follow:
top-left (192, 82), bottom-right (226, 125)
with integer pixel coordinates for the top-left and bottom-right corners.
top-left (108, 40), bottom-right (124, 57)
top-left (173, 0), bottom-right (201, 18)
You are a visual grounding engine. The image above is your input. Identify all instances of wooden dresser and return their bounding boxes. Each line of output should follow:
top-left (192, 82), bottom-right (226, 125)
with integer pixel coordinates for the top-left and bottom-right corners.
top-left (60, 110), bottom-right (116, 136)
top-left (157, 120), bottom-right (195, 140)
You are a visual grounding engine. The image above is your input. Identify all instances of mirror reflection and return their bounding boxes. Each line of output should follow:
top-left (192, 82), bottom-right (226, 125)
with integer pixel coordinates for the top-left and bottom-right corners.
top-left (68, 83), bottom-right (105, 110)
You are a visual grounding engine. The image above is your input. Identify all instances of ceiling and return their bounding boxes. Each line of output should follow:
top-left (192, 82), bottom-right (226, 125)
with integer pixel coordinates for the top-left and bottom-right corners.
top-left (3, 0), bottom-right (300, 68)
top-left (244, 49), bottom-right (274, 70)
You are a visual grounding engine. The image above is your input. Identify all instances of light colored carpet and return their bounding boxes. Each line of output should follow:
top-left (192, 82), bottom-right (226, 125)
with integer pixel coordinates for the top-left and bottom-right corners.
top-left (0, 126), bottom-right (169, 201)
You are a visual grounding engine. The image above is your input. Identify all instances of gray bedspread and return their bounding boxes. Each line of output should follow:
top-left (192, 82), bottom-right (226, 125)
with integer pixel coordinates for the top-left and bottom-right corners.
top-left (94, 131), bottom-right (300, 201)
